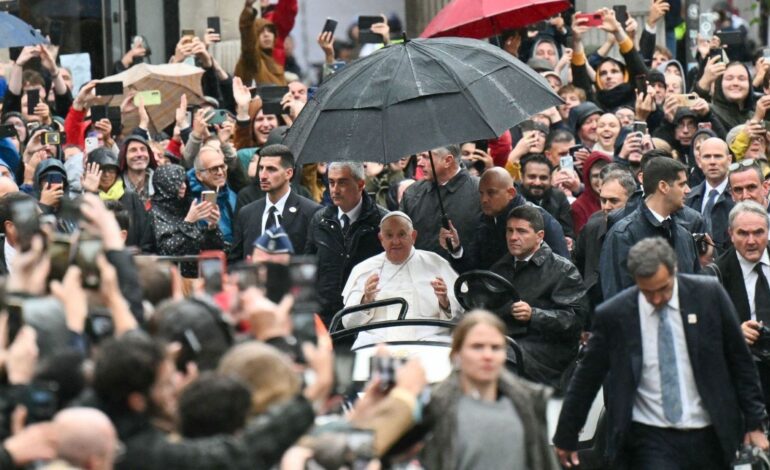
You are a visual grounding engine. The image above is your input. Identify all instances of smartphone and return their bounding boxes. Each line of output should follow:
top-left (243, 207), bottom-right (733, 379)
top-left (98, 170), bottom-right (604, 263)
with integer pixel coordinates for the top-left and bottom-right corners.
top-left (206, 109), bottom-right (231, 125)
top-left (48, 235), bottom-right (73, 283)
top-left (370, 356), bottom-right (406, 392)
top-left (716, 30), bottom-right (742, 46)
top-left (708, 47), bottom-right (723, 62)
top-left (95, 81), bottom-right (123, 96)
top-left (474, 139), bottom-right (488, 154)
top-left (48, 20), bottom-right (63, 46)
top-left (763, 48), bottom-right (770, 60)
top-left (176, 328), bottom-right (202, 372)
top-left (85, 136), bottom-right (100, 154)
top-left (43, 132), bottom-right (60, 146)
top-left (575, 12), bottom-right (603, 28)
top-left (699, 13), bottom-right (715, 40)
top-left (0, 0), bottom-right (18, 12)
top-left (5, 295), bottom-right (24, 345)
top-left (26, 89), bottom-right (39, 116)
top-left (23, 381), bottom-right (59, 424)
top-left (181, 29), bottom-right (196, 39)
top-left (634, 75), bottom-right (648, 96)
top-left (0, 124), bottom-right (16, 139)
top-left (671, 93), bottom-right (698, 107)
top-left (206, 17), bottom-right (221, 35)
top-left (259, 85), bottom-right (290, 115)
top-left (133, 90), bottom-right (161, 107)
top-left (698, 122), bottom-right (713, 130)
top-left (75, 237), bottom-right (102, 289)
top-left (560, 155), bottom-right (575, 172)
top-left (11, 198), bottom-right (40, 252)
top-left (322, 18), bottom-right (338, 35)
top-left (199, 250), bottom-right (226, 294)
top-left (358, 15), bottom-right (385, 44)
top-left (526, 21), bottom-right (548, 33)
top-left (568, 144), bottom-right (585, 157)
top-left (612, 5), bottom-right (628, 25)
top-left (201, 190), bottom-right (217, 204)
top-left (46, 173), bottom-right (64, 185)
top-left (632, 121), bottom-right (648, 135)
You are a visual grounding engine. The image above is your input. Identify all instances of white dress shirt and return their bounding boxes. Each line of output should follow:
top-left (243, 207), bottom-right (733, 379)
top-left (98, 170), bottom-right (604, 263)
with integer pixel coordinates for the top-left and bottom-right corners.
top-left (261, 188), bottom-right (292, 234)
top-left (700, 178), bottom-right (728, 213)
top-left (737, 249), bottom-right (770, 321)
top-left (632, 279), bottom-right (712, 429)
top-left (3, 238), bottom-right (15, 274)
top-left (337, 197), bottom-right (364, 227)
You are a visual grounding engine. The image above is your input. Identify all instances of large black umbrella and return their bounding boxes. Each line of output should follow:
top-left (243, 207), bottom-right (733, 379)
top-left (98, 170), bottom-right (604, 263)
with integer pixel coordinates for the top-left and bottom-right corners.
top-left (284, 36), bottom-right (562, 164)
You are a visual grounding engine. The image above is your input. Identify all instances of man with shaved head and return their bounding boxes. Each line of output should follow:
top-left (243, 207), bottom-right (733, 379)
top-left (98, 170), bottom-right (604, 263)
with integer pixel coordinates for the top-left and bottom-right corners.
top-left (685, 137), bottom-right (735, 254)
top-left (53, 407), bottom-right (118, 470)
top-left (440, 167), bottom-right (568, 272)
top-left (342, 211), bottom-right (462, 347)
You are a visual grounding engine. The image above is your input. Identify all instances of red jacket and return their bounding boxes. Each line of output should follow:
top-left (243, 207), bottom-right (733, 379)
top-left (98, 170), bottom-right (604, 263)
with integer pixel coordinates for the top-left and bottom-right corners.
top-left (264, 0), bottom-right (298, 67)
top-left (64, 107), bottom-right (90, 150)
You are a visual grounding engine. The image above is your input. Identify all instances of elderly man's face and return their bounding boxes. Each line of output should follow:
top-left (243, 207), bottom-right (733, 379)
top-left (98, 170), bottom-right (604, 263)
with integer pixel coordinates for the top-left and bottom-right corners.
top-left (378, 216), bottom-right (417, 264)
top-left (730, 211), bottom-right (769, 263)
top-left (328, 166), bottom-right (364, 212)
top-left (196, 148), bottom-right (227, 190)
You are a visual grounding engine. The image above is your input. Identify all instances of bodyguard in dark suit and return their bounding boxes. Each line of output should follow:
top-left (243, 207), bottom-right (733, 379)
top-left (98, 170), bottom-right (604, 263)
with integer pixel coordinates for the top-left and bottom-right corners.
top-left (230, 144), bottom-right (320, 261)
top-left (707, 200), bottom-right (770, 409)
top-left (684, 137), bottom-right (734, 254)
top-left (554, 238), bottom-right (768, 469)
top-left (601, 158), bottom-right (700, 300)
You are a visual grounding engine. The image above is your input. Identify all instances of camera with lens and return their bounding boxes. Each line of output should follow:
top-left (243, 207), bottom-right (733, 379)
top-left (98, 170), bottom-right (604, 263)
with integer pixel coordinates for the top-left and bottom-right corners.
top-left (751, 325), bottom-right (770, 363)
top-left (732, 444), bottom-right (770, 469)
top-left (693, 233), bottom-right (710, 255)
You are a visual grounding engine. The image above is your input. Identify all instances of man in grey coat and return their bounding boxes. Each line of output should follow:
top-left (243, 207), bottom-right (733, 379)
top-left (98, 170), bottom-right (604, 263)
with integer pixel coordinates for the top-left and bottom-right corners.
top-left (400, 144), bottom-right (481, 261)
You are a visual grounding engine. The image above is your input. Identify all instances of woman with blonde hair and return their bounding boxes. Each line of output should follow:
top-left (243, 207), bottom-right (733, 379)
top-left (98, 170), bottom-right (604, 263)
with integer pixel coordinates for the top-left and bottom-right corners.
top-left (420, 311), bottom-right (559, 470)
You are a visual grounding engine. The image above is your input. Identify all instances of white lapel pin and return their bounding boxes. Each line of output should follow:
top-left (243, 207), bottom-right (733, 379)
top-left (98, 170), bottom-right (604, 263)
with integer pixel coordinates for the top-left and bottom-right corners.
top-left (687, 313), bottom-right (697, 324)
top-left (288, 207), bottom-right (297, 213)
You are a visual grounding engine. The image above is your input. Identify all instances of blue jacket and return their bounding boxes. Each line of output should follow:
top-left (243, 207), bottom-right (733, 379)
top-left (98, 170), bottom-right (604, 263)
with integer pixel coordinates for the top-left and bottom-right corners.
top-left (600, 202), bottom-right (700, 299)
top-left (187, 169), bottom-right (237, 243)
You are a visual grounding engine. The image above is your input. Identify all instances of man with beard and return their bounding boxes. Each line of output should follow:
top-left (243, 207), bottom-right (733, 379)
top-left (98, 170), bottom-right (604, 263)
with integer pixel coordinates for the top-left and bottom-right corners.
top-left (519, 154), bottom-right (575, 239)
top-left (230, 144), bottom-right (320, 260)
top-left (118, 135), bottom-right (157, 203)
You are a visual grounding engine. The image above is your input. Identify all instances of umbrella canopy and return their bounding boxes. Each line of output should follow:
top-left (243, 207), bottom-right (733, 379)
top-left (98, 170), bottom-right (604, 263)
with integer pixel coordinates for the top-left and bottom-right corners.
top-left (285, 36), bottom-right (562, 165)
top-left (420, 0), bottom-right (570, 39)
top-left (0, 12), bottom-right (47, 48)
top-left (94, 63), bottom-right (206, 135)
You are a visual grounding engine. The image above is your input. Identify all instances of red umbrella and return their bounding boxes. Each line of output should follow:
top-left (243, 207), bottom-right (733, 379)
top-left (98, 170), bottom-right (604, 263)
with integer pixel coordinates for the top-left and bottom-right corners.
top-left (420, 0), bottom-right (570, 39)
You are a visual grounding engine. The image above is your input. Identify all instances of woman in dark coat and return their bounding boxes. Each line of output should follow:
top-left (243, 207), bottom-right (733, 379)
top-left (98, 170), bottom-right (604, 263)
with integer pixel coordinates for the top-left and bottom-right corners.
top-left (149, 164), bottom-right (223, 277)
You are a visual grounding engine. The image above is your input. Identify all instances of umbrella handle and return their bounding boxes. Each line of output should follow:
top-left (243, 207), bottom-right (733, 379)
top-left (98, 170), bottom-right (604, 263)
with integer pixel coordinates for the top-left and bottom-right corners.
top-left (441, 214), bottom-right (455, 253)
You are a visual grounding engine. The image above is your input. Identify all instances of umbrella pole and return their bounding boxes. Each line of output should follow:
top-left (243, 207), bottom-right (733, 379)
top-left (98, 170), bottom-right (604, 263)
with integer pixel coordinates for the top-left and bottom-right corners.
top-left (429, 150), bottom-right (455, 252)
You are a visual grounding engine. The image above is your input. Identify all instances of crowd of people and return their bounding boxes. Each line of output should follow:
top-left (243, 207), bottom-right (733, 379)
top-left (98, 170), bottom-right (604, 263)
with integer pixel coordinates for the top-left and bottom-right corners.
top-left (0, 0), bottom-right (768, 467)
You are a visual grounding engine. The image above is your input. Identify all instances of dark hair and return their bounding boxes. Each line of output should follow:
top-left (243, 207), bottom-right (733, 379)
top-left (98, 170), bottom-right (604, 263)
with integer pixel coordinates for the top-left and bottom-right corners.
top-left (545, 129), bottom-right (575, 151)
top-left (507, 204), bottom-right (545, 232)
top-left (178, 372), bottom-right (251, 438)
top-left (521, 154), bottom-right (553, 175)
top-left (104, 200), bottom-right (130, 232)
top-left (258, 144), bottom-right (294, 169)
top-left (135, 258), bottom-right (174, 307)
top-left (640, 148), bottom-right (674, 172)
top-left (22, 70), bottom-right (45, 88)
top-left (0, 192), bottom-right (35, 234)
top-left (92, 332), bottom-right (165, 412)
top-left (642, 157), bottom-right (687, 196)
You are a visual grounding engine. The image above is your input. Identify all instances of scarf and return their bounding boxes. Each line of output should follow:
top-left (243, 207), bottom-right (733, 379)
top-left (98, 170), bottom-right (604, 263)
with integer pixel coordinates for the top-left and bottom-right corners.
top-left (100, 178), bottom-right (125, 201)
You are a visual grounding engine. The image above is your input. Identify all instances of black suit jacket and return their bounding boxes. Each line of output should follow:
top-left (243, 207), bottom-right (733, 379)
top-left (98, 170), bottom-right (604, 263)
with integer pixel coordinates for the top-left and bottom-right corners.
top-left (708, 246), bottom-right (759, 323)
top-left (553, 274), bottom-right (766, 466)
top-left (230, 190), bottom-right (321, 260)
top-left (685, 181), bottom-right (734, 253)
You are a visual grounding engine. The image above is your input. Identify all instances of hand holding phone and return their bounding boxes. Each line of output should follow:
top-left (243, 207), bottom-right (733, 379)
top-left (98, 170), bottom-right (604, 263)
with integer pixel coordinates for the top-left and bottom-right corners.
top-left (575, 12), bottom-right (603, 28)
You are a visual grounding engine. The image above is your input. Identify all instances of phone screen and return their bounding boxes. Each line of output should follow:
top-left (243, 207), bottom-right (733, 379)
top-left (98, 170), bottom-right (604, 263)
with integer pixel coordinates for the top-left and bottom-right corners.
top-left (26, 89), bottom-right (39, 116)
top-left (95, 81), bottom-right (124, 96)
top-left (199, 255), bottom-right (224, 293)
top-left (75, 238), bottom-right (102, 289)
top-left (206, 17), bottom-right (221, 35)
top-left (322, 18), bottom-right (338, 35)
top-left (12, 199), bottom-right (40, 251)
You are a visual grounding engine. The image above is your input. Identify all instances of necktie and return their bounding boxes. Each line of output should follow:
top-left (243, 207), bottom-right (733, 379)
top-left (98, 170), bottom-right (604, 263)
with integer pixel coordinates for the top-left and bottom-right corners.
top-left (703, 189), bottom-right (719, 232)
top-left (755, 264), bottom-right (770, 323)
top-left (514, 259), bottom-right (527, 274)
top-left (657, 305), bottom-right (683, 424)
top-left (265, 206), bottom-right (279, 231)
top-left (341, 214), bottom-right (351, 236)
top-left (660, 219), bottom-right (675, 248)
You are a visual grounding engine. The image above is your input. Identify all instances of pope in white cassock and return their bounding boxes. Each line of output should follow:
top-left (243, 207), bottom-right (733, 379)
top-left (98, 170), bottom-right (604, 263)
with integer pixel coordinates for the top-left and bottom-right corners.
top-left (341, 211), bottom-right (463, 347)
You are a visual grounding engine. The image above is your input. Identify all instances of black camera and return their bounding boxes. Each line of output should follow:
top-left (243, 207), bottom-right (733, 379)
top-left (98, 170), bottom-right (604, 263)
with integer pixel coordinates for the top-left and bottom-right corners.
top-left (732, 444), bottom-right (770, 469)
top-left (693, 233), bottom-right (710, 256)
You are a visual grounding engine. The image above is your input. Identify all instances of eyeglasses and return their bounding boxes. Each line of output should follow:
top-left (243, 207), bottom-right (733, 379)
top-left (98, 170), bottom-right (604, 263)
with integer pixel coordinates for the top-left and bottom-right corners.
top-left (201, 164), bottom-right (227, 174)
top-left (728, 159), bottom-right (759, 172)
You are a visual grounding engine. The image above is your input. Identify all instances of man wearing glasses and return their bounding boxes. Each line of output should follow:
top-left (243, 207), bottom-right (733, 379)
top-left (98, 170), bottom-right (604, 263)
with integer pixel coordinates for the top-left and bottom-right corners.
top-left (190, 145), bottom-right (237, 244)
